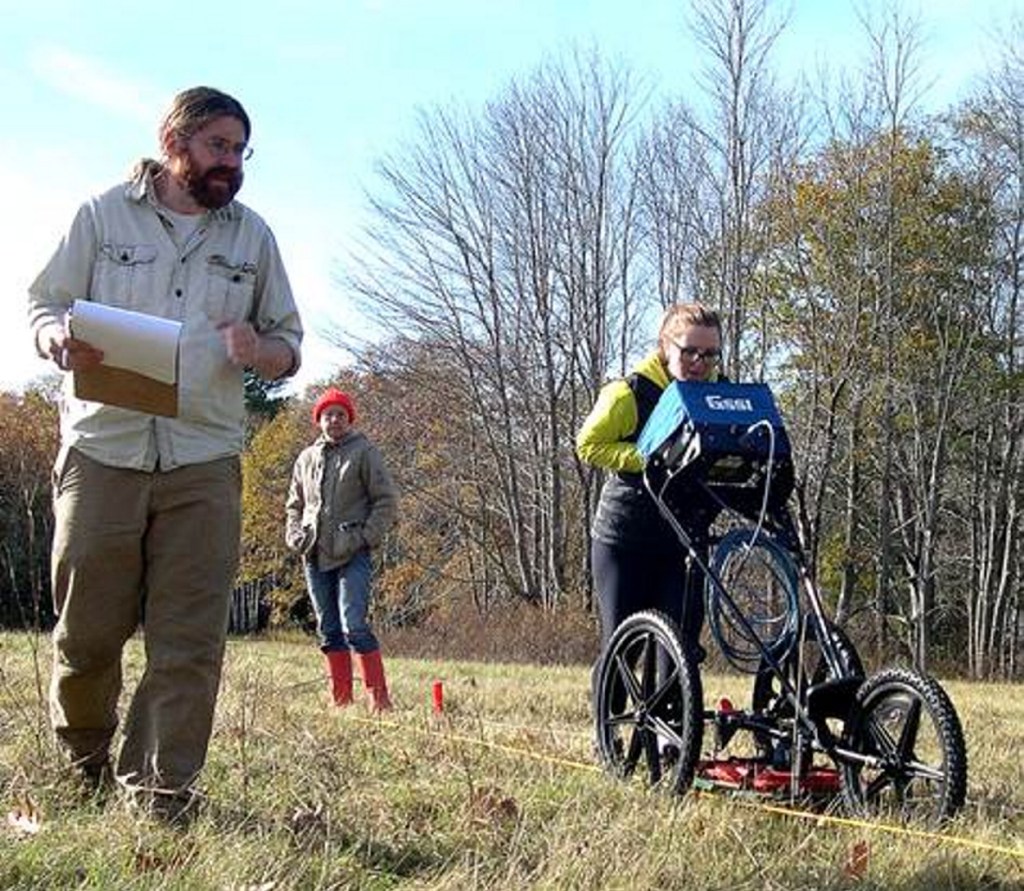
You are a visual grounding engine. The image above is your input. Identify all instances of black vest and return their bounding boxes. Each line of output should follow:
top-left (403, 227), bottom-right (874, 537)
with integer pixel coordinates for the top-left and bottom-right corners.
top-left (591, 373), bottom-right (682, 551)
top-left (616, 372), bottom-right (663, 481)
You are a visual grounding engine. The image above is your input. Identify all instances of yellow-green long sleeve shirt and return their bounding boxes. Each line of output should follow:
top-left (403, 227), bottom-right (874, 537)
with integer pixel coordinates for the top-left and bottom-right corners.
top-left (576, 350), bottom-right (670, 474)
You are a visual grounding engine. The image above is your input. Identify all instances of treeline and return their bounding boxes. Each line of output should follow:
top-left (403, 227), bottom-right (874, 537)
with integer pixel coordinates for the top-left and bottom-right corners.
top-left (2, 1), bottom-right (1021, 679)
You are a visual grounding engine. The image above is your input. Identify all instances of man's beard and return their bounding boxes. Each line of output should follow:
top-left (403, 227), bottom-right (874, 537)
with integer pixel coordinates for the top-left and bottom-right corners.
top-left (181, 152), bottom-right (243, 209)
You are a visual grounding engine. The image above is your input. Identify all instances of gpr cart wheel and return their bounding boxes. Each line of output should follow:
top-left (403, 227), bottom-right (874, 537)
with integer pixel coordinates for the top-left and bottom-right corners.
top-left (751, 620), bottom-right (864, 757)
top-left (840, 667), bottom-right (967, 825)
top-left (594, 609), bottom-right (703, 794)
top-left (809, 622), bottom-right (866, 685)
top-left (753, 620), bottom-right (864, 711)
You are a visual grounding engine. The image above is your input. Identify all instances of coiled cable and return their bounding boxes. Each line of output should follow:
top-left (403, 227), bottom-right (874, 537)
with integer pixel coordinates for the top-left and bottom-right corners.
top-left (706, 526), bottom-right (801, 673)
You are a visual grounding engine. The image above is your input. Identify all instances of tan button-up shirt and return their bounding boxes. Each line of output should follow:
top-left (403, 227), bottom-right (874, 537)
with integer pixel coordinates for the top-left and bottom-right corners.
top-left (28, 168), bottom-right (303, 471)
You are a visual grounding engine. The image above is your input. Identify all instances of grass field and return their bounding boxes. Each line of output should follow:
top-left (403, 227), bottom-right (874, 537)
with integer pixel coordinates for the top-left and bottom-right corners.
top-left (2, 631), bottom-right (1024, 889)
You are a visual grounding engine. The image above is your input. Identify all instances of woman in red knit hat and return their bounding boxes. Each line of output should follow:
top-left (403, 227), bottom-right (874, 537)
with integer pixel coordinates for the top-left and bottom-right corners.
top-left (285, 387), bottom-right (398, 711)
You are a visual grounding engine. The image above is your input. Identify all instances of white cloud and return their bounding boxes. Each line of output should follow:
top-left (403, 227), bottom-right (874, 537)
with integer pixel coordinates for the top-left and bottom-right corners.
top-left (28, 45), bottom-right (159, 123)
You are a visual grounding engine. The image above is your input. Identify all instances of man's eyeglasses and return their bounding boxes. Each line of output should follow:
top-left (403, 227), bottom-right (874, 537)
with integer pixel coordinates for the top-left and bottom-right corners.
top-left (671, 341), bottom-right (721, 363)
top-left (201, 136), bottom-right (253, 162)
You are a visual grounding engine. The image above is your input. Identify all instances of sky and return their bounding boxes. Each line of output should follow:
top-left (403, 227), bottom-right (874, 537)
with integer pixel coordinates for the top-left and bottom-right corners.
top-left (1, 0), bottom-right (1019, 394)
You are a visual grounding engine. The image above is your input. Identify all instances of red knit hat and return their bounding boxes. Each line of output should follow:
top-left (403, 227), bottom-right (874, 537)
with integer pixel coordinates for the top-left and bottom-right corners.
top-left (312, 388), bottom-right (356, 424)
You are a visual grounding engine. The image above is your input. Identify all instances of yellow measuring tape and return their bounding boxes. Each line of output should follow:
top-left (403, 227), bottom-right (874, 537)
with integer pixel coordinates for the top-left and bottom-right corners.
top-left (341, 708), bottom-right (1024, 862)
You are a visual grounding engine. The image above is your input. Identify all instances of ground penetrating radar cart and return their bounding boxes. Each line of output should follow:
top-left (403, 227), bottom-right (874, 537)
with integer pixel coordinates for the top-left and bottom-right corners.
top-left (592, 381), bottom-right (968, 825)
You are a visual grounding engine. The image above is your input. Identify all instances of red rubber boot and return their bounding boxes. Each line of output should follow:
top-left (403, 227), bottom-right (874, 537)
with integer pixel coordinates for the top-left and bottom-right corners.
top-left (355, 650), bottom-right (392, 712)
top-left (325, 650), bottom-right (353, 706)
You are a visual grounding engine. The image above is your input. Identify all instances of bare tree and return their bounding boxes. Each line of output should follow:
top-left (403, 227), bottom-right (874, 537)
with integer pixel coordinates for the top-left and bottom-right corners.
top-left (0, 387), bottom-right (59, 630)
top-left (761, 7), bottom-right (997, 677)
top-left (855, 5), bottom-right (927, 664)
top-left (953, 16), bottom-right (1024, 678)
top-left (348, 52), bottom-right (642, 611)
top-left (685, 0), bottom-right (792, 379)
top-left (633, 102), bottom-right (711, 309)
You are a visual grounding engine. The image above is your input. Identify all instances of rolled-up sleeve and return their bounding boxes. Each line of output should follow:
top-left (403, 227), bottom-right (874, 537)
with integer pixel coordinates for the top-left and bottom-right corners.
top-left (254, 228), bottom-right (302, 377)
top-left (28, 201), bottom-right (98, 358)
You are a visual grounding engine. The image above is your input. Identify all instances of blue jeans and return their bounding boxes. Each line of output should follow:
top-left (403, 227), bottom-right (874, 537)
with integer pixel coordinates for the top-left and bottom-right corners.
top-left (304, 550), bottom-right (379, 653)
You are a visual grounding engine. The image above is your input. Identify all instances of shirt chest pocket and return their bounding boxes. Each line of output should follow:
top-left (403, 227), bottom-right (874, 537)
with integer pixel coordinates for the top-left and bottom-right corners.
top-left (93, 243), bottom-right (159, 310)
top-left (204, 254), bottom-right (257, 324)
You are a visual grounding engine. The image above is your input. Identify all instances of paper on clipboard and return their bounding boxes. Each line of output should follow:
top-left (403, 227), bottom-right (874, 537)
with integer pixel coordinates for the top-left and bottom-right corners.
top-left (70, 300), bottom-right (182, 417)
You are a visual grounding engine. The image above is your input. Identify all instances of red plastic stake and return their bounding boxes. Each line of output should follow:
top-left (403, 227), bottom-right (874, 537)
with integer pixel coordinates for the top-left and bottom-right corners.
top-left (432, 680), bottom-right (444, 713)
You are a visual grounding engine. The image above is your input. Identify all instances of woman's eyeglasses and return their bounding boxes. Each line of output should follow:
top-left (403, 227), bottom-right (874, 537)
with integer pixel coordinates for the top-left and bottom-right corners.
top-left (671, 341), bottom-right (721, 363)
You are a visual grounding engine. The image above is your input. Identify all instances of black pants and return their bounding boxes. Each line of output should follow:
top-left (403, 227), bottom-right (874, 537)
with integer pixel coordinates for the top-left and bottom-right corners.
top-left (591, 538), bottom-right (705, 651)
top-left (590, 537), bottom-right (707, 719)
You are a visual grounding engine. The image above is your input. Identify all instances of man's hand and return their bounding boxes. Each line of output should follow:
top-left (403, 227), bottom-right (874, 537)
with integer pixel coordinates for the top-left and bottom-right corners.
top-left (218, 321), bottom-right (261, 367)
top-left (218, 321), bottom-right (295, 380)
top-left (43, 325), bottom-right (104, 372)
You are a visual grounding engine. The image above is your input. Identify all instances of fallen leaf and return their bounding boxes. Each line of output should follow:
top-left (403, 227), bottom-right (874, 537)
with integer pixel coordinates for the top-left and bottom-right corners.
top-left (469, 787), bottom-right (519, 825)
top-left (133, 839), bottom-right (196, 874)
top-left (843, 840), bottom-right (869, 879)
top-left (6, 802), bottom-right (42, 836)
top-left (288, 804), bottom-right (326, 837)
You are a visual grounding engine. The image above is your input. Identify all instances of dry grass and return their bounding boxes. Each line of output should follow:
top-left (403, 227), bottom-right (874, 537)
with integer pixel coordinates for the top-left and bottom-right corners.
top-left (2, 631), bottom-right (1024, 889)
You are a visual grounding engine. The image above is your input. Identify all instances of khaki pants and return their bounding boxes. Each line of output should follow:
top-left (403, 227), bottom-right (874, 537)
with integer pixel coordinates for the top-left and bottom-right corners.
top-left (49, 447), bottom-right (241, 792)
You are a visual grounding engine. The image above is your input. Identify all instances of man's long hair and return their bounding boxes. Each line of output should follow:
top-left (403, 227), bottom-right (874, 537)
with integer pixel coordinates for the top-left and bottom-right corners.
top-left (131, 86), bottom-right (250, 183)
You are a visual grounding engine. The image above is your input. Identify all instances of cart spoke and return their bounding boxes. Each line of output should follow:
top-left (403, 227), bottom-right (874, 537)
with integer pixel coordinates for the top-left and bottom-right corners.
top-left (644, 729), bottom-right (662, 784)
top-left (648, 666), bottom-right (680, 713)
top-left (641, 633), bottom-right (657, 700)
top-left (648, 714), bottom-right (682, 749)
top-left (625, 726), bottom-right (643, 769)
top-left (613, 650), bottom-right (643, 705)
top-left (862, 772), bottom-right (894, 803)
top-left (864, 713), bottom-right (900, 760)
top-left (895, 696), bottom-right (922, 760)
top-left (902, 759), bottom-right (947, 783)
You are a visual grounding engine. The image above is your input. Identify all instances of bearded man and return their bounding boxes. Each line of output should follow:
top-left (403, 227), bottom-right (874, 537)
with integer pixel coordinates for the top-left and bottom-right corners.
top-left (27, 86), bottom-right (303, 823)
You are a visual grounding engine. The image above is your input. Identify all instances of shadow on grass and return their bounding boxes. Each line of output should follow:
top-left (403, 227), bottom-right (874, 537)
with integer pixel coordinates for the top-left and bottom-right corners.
top-left (202, 796), bottom-right (456, 882)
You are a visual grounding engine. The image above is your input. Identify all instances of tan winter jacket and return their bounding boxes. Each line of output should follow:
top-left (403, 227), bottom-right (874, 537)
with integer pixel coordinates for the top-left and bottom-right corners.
top-left (285, 431), bottom-right (397, 570)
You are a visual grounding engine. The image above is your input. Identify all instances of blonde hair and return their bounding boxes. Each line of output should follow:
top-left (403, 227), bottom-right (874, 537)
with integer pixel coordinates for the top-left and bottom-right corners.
top-left (657, 302), bottom-right (722, 358)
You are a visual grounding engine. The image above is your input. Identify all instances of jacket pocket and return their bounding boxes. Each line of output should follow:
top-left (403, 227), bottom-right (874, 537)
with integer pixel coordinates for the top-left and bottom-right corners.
top-left (331, 521), bottom-right (366, 565)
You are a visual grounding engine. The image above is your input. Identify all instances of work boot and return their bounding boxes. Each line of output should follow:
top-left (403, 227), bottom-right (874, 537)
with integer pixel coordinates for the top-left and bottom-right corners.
top-left (354, 650), bottom-right (392, 712)
top-left (324, 650), bottom-right (353, 706)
